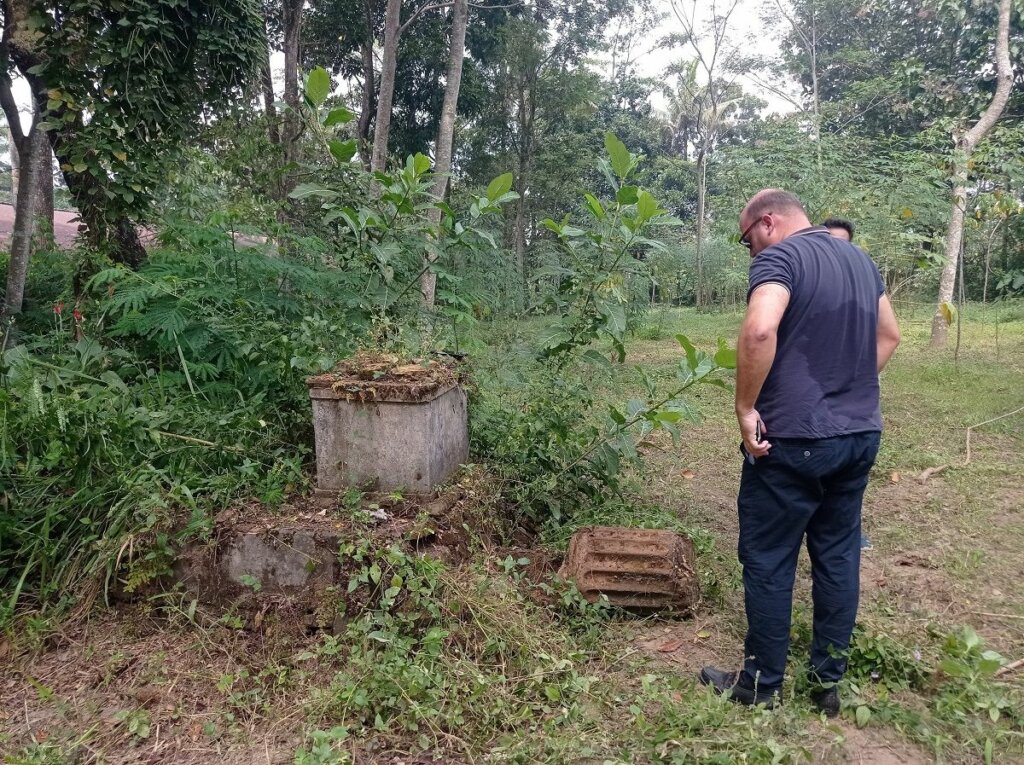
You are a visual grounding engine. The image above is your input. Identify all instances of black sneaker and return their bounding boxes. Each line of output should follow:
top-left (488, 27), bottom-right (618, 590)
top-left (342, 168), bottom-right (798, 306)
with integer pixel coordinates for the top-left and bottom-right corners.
top-left (699, 666), bottom-right (780, 708)
top-left (810, 686), bottom-right (840, 717)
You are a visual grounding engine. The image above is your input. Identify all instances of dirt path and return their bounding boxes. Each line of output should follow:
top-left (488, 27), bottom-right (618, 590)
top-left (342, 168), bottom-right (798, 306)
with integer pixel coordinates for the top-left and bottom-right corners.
top-left (0, 202), bottom-right (83, 248)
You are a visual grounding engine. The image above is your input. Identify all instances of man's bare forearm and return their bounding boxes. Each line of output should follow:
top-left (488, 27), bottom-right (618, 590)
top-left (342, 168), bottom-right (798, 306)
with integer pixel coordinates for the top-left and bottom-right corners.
top-left (877, 337), bottom-right (898, 373)
top-left (735, 326), bottom-right (777, 415)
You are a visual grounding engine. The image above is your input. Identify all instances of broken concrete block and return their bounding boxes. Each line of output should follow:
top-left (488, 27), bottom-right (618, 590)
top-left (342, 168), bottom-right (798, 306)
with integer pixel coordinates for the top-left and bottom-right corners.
top-left (176, 527), bottom-right (343, 601)
top-left (558, 526), bottom-right (699, 613)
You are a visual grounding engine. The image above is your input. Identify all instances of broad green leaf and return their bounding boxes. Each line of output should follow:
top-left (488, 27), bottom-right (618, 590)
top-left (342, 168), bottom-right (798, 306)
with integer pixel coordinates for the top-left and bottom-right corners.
top-left (655, 410), bottom-right (683, 423)
top-left (413, 152), bottom-right (432, 176)
top-left (305, 66), bottom-right (331, 106)
top-left (605, 132), bottom-right (632, 179)
top-left (939, 301), bottom-right (957, 326)
top-left (542, 218), bottom-right (562, 235)
top-left (328, 139), bottom-right (357, 164)
top-left (636, 190), bottom-right (661, 223)
top-left (608, 405), bottom-right (627, 425)
top-left (101, 370), bottom-right (129, 394)
top-left (486, 172), bottom-right (513, 202)
top-left (616, 185), bottom-right (639, 205)
top-left (582, 348), bottom-right (613, 370)
top-left (855, 705), bottom-right (871, 728)
top-left (600, 301), bottom-right (627, 337)
top-left (714, 338), bottom-right (737, 369)
top-left (324, 106), bottom-right (353, 127)
top-left (676, 334), bottom-right (698, 371)
top-left (584, 192), bottom-right (606, 220)
top-left (289, 183), bottom-right (339, 200)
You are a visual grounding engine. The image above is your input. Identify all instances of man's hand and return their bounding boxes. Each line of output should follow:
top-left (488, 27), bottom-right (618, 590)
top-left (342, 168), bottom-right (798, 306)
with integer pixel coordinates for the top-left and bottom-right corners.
top-left (738, 407), bottom-right (770, 459)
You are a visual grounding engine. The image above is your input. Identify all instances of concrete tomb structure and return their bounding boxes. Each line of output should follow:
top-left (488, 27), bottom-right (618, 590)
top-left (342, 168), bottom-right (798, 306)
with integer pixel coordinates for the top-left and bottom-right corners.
top-left (306, 356), bottom-right (469, 494)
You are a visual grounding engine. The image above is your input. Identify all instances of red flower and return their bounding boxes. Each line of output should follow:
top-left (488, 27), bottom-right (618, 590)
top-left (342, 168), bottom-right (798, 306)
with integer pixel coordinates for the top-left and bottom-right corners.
top-left (73, 309), bottom-right (83, 323)
top-left (53, 302), bottom-right (64, 316)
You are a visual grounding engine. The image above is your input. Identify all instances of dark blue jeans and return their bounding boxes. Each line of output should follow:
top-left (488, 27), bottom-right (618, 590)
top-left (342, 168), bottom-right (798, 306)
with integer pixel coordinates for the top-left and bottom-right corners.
top-left (737, 431), bottom-right (881, 691)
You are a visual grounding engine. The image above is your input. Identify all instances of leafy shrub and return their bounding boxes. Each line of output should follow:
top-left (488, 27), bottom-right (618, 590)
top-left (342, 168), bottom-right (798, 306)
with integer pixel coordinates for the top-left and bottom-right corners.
top-left (0, 221), bottom-right (372, 617)
top-left (470, 135), bottom-right (735, 527)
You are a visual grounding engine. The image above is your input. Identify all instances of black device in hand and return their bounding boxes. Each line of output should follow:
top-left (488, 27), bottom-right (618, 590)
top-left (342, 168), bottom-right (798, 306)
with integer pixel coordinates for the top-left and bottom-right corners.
top-left (743, 420), bottom-right (763, 466)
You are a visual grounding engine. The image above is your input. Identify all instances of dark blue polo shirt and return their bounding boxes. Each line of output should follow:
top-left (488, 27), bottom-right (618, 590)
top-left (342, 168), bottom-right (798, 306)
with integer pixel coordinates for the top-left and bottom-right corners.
top-left (747, 226), bottom-right (886, 439)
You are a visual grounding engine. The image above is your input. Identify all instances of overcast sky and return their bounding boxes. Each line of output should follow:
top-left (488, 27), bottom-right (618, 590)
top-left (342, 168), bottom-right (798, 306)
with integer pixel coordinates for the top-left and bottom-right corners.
top-left (633, 0), bottom-right (801, 115)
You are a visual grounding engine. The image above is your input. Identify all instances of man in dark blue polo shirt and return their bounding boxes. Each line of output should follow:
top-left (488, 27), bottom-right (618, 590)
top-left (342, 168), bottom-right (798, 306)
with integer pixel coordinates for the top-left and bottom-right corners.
top-left (699, 189), bottom-right (901, 716)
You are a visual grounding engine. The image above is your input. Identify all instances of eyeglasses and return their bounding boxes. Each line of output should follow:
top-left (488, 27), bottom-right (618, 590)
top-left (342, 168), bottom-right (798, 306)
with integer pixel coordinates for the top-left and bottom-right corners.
top-left (738, 215), bottom-right (764, 249)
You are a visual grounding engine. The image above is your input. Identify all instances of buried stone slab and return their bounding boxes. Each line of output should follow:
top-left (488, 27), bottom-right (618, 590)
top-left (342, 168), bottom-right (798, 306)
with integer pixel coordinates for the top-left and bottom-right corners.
top-left (558, 527), bottom-right (699, 613)
top-left (176, 527), bottom-right (343, 602)
top-left (307, 358), bottom-right (469, 494)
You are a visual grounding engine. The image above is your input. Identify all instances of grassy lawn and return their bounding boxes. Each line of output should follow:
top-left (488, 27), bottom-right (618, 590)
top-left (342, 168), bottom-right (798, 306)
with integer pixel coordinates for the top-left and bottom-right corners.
top-left (2, 305), bottom-right (1022, 764)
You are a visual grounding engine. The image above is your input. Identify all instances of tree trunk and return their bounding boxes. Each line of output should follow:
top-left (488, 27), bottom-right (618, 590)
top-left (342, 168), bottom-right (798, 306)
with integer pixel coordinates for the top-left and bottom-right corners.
top-left (371, 0), bottom-right (402, 173)
top-left (5, 0), bottom-right (144, 268)
top-left (358, 0), bottom-right (377, 170)
top-left (281, 0), bottom-right (303, 168)
top-left (808, 2), bottom-right (821, 174)
top-left (9, 123), bottom-right (19, 202)
top-left (421, 0), bottom-right (469, 310)
top-left (513, 176), bottom-right (527, 300)
top-left (48, 116), bottom-right (146, 268)
top-left (262, 34), bottom-right (280, 147)
top-left (511, 72), bottom-right (535, 308)
top-left (931, 0), bottom-right (1014, 348)
top-left (33, 121), bottom-right (53, 244)
top-left (2, 125), bottom-right (45, 341)
top-left (695, 149), bottom-right (707, 307)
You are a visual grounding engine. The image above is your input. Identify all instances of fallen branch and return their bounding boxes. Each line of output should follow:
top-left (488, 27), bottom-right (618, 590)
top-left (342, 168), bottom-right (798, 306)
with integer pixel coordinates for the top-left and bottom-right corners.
top-left (918, 464), bottom-right (948, 483)
top-left (156, 430), bottom-right (244, 453)
top-left (961, 403), bottom-right (1024, 467)
top-left (975, 611), bottom-right (1024, 621)
top-left (996, 657), bottom-right (1024, 677)
top-left (917, 403), bottom-right (1024, 480)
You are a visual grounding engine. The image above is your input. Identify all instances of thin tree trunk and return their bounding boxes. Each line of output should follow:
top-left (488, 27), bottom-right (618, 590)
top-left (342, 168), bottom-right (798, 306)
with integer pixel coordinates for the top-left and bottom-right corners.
top-left (9, 123), bottom-right (19, 202)
top-left (262, 39), bottom-right (280, 147)
top-left (513, 172), bottom-right (527, 301)
top-left (931, 0), bottom-right (1014, 348)
top-left (371, 0), bottom-right (402, 173)
top-left (34, 123), bottom-right (53, 244)
top-left (695, 149), bottom-right (707, 307)
top-left (281, 0), bottom-right (302, 168)
top-left (982, 220), bottom-right (1002, 303)
top-left (358, 0), bottom-right (376, 170)
top-left (810, 6), bottom-right (821, 174)
top-left (421, 0), bottom-right (469, 310)
top-left (2, 124), bottom-right (44, 340)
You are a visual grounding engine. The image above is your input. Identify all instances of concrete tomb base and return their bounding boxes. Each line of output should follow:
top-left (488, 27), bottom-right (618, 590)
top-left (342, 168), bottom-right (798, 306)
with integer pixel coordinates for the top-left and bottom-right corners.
top-left (307, 363), bottom-right (469, 494)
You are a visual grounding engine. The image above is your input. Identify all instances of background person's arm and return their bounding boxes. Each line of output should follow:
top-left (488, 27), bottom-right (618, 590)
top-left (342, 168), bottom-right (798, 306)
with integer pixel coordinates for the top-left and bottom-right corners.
top-left (877, 294), bottom-right (901, 373)
top-left (735, 283), bottom-right (790, 457)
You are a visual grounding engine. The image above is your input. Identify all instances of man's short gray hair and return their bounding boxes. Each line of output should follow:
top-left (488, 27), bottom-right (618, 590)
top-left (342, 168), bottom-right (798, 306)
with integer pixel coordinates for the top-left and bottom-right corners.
top-left (744, 189), bottom-right (806, 222)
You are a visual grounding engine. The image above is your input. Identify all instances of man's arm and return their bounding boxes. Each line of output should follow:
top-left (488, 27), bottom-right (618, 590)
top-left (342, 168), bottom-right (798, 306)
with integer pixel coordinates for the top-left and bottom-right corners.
top-left (877, 294), bottom-right (901, 373)
top-left (735, 283), bottom-right (790, 457)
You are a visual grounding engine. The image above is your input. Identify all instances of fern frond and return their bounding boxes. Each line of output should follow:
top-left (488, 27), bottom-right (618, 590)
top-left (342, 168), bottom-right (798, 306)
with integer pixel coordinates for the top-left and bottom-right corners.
top-left (138, 301), bottom-right (189, 341)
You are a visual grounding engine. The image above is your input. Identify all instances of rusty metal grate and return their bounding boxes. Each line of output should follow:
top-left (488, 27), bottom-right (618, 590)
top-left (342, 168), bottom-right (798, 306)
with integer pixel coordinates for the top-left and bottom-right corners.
top-left (558, 526), bottom-right (699, 613)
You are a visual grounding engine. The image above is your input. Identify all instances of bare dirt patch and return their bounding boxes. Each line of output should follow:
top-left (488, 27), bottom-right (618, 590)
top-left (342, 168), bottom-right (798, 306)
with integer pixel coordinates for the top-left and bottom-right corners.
top-left (824, 722), bottom-right (932, 765)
